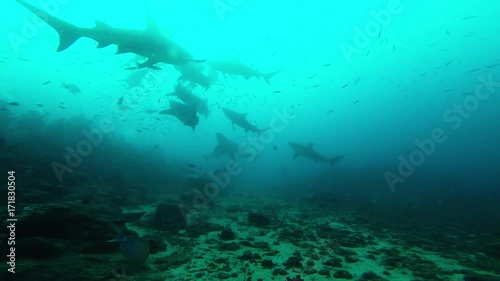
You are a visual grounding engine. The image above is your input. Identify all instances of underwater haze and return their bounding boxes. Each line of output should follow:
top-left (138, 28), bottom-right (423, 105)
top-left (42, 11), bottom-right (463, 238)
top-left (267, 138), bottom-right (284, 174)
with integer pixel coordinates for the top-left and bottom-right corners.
top-left (1, 0), bottom-right (499, 280)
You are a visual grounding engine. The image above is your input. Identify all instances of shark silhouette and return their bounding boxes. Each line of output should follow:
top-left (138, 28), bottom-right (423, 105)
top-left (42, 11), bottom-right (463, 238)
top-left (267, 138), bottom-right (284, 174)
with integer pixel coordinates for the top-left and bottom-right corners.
top-left (168, 84), bottom-right (210, 117)
top-left (205, 133), bottom-right (238, 160)
top-left (288, 142), bottom-right (344, 166)
top-left (222, 107), bottom-right (267, 134)
top-left (175, 63), bottom-right (218, 90)
top-left (14, 0), bottom-right (205, 67)
top-left (207, 56), bottom-right (281, 84)
top-left (159, 100), bottom-right (199, 130)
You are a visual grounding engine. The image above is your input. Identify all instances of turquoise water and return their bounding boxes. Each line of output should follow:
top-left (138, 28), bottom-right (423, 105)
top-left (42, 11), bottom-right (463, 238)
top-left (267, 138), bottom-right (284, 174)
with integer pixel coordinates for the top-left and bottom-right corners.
top-left (1, 1), bottom-right (499, 280)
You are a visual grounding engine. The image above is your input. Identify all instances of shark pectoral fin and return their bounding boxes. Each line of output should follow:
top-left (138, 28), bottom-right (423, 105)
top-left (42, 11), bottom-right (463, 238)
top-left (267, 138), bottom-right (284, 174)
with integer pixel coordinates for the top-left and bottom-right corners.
top-left (116, 46), bottom-right (131, 54)
top-left (97, 42), bottom-right (111, 48)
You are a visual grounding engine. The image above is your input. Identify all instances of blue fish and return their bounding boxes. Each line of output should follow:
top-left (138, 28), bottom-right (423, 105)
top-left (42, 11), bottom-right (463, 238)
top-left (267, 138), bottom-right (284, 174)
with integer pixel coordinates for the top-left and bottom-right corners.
top-left (107, 232), bottom-right (150, 263)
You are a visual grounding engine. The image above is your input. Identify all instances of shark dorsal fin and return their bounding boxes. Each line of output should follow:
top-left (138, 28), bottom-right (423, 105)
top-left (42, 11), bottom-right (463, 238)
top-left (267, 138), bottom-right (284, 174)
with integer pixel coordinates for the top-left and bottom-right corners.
top-left (94, 21), bottom-right (111, 29)
top-left (146, 15), bottom-right (159, 33)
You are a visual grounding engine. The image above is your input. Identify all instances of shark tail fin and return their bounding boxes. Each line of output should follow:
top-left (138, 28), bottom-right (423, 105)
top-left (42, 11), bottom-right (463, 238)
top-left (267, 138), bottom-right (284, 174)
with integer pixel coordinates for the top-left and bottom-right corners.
top-left (15, 0), bottom-right (82, 52)
top-left (263, 68), bottom-right (282, 84)
top-left (329, 154), bottom-right (345, 166)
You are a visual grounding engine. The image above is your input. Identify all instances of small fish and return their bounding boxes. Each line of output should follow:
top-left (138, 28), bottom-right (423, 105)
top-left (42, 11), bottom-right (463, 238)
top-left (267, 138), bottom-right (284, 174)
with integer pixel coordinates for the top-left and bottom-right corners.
top-left (353, 100), bottom-right (359, 104)
top-left (6, 102), bottom-right (20, 106)
top-left (342, 84), bottom-right (349, 88)
top-left (42, 80), bottom-right (51, 85)
top-left (273, 90), bottom-right (282, 94)
top-left (323, 63), bottom-right (332, 67)
top-left (58, 105), bottom-right (66, 109)
top-left (117, 96), bottom-right (124, 105)
top-left (188, 163), bottom-right (197, 169)
top-left (312, 84), bottom-right (320, 88)
top-left (308, 73), bottom-right (317, 79)
top-left (446, 30), bottom-right (450, 35)
top-left (445, 60), bottom-right (453, 66)
top-left (462, 15), bottom-right (478, 20)
top-left (272, 145), bottom-right (278, 151)
top-left (0, 107), bottom-right (8, 111)
top-left (154, 144), bottom-right (158, 149)
top-left (353, 76), bottom-right (362, 85)
top-left (34, 103), bottom-right (44, 107)
top-left (136, 129), bottom-right (142, 132)
top-left (154, 117), bottom-right (161, 121)
top-left (62, 83), bottom-right (81, 94)
top-left (326, 110), bottom-right (334, 114)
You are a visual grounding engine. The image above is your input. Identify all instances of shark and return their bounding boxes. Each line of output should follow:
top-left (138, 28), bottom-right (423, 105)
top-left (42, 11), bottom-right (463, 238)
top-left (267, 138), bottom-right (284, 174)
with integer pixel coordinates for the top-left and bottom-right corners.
top-left (119, 68), bottom-right (149, 88)
top-left (288, 142), bottom-right (345, 166)
top-left (168, 83), bottom-right (210, 117)
top-left (222, 107), bottom-right (267, 134)
top-left (207, 56), bottom-right (281, 84)
top-left (175, 62), bottom-right (218, 90)
top-left (14, 0), bottom-right (205, 67)
top-left (159, 100), bottom-right (199, 130)
top-left (206, 133), bottom-right (238, 160)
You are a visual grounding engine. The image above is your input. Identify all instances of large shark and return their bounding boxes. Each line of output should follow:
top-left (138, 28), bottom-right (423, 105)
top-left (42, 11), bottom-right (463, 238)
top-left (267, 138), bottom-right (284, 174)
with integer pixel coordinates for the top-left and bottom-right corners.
top-left (14, 0), bottom-right (205, 67)
top-left (206, 133), bottom-right (238, 159)
top-left (207, 56), bottom-right (281, 84)
top-left (288, 142), bottom-right (345, 166)
top-left (159, 100), bottom-right (199, 130)
top-left (168, 84), bottom-right (209, 117)
top-left (222, 107), bottom-right (267, 134)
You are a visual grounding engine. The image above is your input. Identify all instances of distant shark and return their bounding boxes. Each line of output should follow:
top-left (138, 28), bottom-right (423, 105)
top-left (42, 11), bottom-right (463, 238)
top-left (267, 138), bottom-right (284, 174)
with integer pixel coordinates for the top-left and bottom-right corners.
top-left (168, 83), bottom-right (210, 117)
top-left (222, 107), bottom-right (267, 134)
top-left (159, 100), bottom-right (199, 130)
top-left (207, 56), bottom-right (281, 84)
top-left (175, 63), bottom-right (218, 90)
top-left (206, 133), bottom-right (238, 160)
top-left (14, 0), bottom-right (205, 67)
top-left (288, 142), bottom-right (344, 166)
